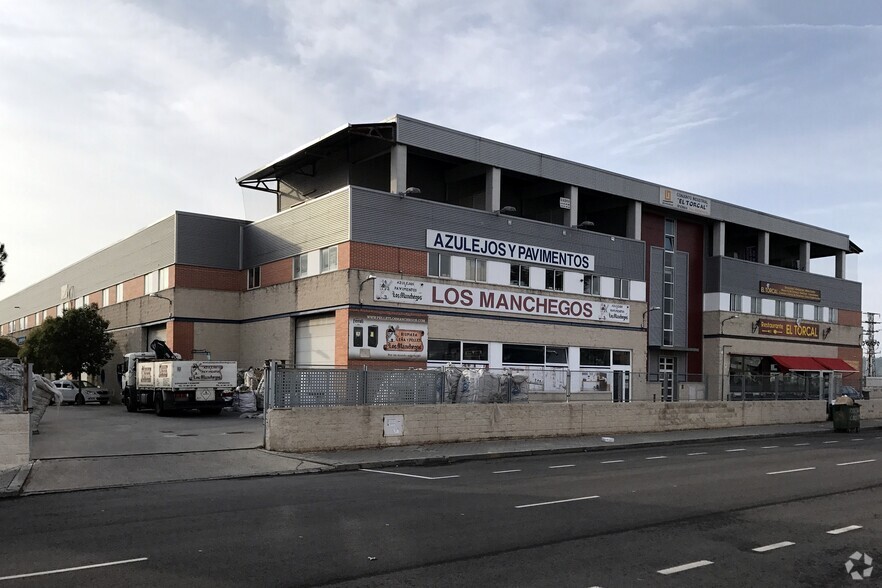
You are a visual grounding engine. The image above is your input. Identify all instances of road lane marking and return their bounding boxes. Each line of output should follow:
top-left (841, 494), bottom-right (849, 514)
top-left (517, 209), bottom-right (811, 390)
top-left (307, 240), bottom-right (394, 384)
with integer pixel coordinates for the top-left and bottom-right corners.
top-left (823, 440), bottom-right (839, 444)
top-left (645, 456), bottom-right (667, 460)
top-left (493, 469), bottom-right (521, 474)
top-left (549, 464), bottom-right (575, 469)
top-left (761, 446), bottom-right (779, 449)
top-left (753, 541), bottom-right (795, 553)
top-left (837, 459), bottom-right (876, 467)
top-left (851, 439), bottom-right (864, 441)
top-left (794, 443), bottom-right (810, 446)
top-left (657, 560), bottom-right (713, 575)
top-left (688, 452), bottom-right (708, 456)
top-left (726, 448), bottom-right (746, 452)
top-left (515, 496), bottom-right (599, 509)
top-left (766, 467), bottom-right (816, 475)
top-left (601, 460), bottom-right (624, 464)
top-left (828, 525), bottom-right (863, 535)
top-left (0, 558), bottom-right (148, 581)
top-left (361, 469), bottom-right (459, 480)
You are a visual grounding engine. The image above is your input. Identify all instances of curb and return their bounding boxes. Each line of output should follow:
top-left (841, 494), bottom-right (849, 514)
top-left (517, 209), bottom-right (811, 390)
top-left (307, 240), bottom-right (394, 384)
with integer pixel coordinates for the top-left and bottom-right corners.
top-left (0, 462), bottom-right (33, 499)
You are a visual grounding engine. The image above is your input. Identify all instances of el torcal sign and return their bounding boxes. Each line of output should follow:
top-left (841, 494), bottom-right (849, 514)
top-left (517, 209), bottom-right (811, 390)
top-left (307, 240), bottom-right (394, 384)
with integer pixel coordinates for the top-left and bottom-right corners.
top-left (757, 318), bottom-right (820, 339)
top-left (759, 281), bottom-right (822, 302)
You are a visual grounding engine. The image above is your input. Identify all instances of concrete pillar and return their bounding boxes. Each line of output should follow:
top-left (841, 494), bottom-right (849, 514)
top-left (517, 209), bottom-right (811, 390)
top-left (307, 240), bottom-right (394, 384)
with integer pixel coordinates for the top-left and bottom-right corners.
top-left (758, 231), bottom-right (770, 265)
top-left (563, 186), bottom-right (579, 227)
top-left (712, 221), bottom-right (725, 256)
top-left (390, 144), bottom-right (407, 194)
top-left (800, 241), bottom-right (811, 272)
top-left (485, 167), bottom-right (501, 212)
top-left (835, 251), bottom-right (847, 278)
top-left (626, 201), bottom-right (642, 240)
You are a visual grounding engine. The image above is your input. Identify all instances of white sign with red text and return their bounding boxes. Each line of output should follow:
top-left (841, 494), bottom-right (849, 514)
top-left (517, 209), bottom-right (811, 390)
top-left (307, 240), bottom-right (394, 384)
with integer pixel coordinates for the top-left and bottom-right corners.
top-left (374, 279), bottom-right (630, 323)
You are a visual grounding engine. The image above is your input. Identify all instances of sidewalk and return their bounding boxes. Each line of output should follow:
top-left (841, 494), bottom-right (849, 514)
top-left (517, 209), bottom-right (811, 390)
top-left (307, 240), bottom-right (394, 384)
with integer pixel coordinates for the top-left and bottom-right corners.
top-left (3, 419), bottom-right (879, 498)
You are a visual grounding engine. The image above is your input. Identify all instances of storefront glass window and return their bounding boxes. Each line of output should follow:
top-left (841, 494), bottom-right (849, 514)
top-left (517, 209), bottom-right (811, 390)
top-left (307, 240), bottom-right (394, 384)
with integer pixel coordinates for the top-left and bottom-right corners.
top-left (580, 348), bottom-right (610, 367)
top-left (502, 344), bottom-right (544, 364)
top-left (428, 340), bottom-right (460, 361)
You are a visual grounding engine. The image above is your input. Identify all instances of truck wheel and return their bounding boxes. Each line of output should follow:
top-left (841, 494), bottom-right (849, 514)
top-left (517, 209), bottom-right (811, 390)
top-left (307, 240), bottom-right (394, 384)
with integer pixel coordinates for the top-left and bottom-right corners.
top-left (154, 392), bottom-right (167, 416)
top-left (125, 390), bottom-right (138, 412)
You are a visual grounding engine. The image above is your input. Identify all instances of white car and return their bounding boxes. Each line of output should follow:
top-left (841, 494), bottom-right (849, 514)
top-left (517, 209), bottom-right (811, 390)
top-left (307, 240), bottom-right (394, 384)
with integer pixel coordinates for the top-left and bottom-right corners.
top-left (51, 380), bottom-right (111, 405)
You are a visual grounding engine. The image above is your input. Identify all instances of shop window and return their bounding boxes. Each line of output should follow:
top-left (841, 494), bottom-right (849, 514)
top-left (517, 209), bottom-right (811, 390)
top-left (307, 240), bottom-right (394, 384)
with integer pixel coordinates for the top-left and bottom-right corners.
top-left (545, 346), bottom-right (568, 364)
top-left (294, 253), bottom-right (309, 279)
top-left (320, 246), bottom-right (338, 273)
top-left (247, 266), bottom-right (261, 290)
top-left (580, 348), bottom-right (610, 367)
top-left (510, 264), bottom-right (529, 287)
top-left (612, 350), bottom-right (631, 366)
top-left (614, 278), bottom-right (630, 299)
top-left (428, 339), bottom-right (460, 362)
top-left (465, 257), bottom-right (486, 282)
top-left (428, 252), bottom-right (451, 278)
top-left (545, 269), bottom-right (563, 291)
top-left (583, 274), bottom-right (600, 296)
top-left (462, 342), bottom-right (489, 362)
top-left (502, 344), bottom-right (544, 365)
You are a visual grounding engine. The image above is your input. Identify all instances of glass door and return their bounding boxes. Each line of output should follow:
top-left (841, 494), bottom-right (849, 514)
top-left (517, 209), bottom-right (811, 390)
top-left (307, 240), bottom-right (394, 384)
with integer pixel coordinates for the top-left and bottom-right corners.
top-left (659, 356), bottom-right (676, 402)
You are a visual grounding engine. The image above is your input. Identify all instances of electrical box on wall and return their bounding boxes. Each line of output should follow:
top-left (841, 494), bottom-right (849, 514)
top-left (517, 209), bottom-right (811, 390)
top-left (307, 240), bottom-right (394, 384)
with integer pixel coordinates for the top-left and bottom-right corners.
top-left (383, 414), bottom-right (404, 437)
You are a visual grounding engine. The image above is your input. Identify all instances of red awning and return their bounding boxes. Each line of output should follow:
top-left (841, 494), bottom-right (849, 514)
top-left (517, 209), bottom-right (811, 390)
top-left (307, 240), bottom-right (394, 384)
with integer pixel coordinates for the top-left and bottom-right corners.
top-left (814, 357), bottom-right (858, 372)
top-left (771, 356), bottom-right (826, 371)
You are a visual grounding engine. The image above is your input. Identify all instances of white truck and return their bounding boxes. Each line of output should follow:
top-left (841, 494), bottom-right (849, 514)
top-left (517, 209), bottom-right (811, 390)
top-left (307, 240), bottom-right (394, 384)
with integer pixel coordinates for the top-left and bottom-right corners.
top-left (118, 340), bottom-right (237, 416)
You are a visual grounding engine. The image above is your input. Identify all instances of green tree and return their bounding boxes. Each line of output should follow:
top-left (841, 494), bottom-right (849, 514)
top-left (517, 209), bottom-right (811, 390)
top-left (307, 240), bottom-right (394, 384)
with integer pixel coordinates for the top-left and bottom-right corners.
top-left (0, 337), bottom-right (19, 358)
top-left (19, 306), bottom-right (115, 376)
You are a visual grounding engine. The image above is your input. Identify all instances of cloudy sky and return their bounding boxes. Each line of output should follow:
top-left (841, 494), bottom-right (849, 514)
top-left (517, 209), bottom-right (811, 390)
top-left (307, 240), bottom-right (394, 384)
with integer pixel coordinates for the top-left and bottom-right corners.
top-left (1, 1), bottom-right (881, 314)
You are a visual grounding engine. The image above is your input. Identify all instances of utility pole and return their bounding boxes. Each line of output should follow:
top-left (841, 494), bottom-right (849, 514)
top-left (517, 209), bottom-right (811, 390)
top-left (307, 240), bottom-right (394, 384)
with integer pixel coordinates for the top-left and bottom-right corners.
top-left (863, 312), bottom-right (879, 377)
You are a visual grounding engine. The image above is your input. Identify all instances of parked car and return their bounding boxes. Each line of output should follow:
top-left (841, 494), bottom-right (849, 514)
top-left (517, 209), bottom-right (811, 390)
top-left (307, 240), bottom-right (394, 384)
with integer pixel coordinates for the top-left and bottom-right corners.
top-left (51, 379), bottom-right (111, 405)
top-left (827, 385), bottom-right (863, 419)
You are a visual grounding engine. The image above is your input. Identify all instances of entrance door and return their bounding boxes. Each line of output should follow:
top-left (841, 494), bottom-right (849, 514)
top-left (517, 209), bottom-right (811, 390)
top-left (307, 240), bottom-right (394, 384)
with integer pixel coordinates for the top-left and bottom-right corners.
top-left (612, 370), bottom-right (631, 403)
top-left (659, 357), bottom-right (676, 402)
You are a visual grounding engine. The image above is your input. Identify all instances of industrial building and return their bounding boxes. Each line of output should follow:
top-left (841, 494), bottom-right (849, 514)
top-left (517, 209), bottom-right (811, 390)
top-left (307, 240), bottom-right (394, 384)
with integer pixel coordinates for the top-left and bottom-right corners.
top-left (0, 115), bottom-right (863, 402)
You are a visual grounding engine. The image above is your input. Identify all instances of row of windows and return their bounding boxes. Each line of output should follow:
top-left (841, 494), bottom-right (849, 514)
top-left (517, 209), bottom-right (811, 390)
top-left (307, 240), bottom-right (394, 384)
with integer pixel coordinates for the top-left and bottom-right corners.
top-left (728, 294), bottom-right (839, 323)
top-left (248, 246), bottom-right (339, 290)
top-left (427, 339), bottom-right (632, 368)
top-left (428, 252), bottom-right (632, 300)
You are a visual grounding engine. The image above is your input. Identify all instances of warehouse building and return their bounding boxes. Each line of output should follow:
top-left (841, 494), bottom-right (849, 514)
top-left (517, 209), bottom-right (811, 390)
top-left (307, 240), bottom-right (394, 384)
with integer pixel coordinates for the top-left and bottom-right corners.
top-left (0, 115), bottom-right (863, 402)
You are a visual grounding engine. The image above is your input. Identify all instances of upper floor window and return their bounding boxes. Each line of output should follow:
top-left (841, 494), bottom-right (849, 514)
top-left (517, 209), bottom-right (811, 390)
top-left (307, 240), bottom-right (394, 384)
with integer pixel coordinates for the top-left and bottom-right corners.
top-left (428, 252), bottom-right (451, 278)
top-left (545, 269), bottom-right (563, 291)
top-left (583, 274), bottom-right (600, 296)
top-left (116, 284), bottom-right (124, 304)
top-left (664, 218), bottom-right (676, 251)
top-left (320, 246), bottom-right (338, 273)
top-left (729, 293), bottom-right (742, 312)
top-left (614, 278), bottom-right (630, 300)
top-left (775, 300), bottom-right (786, 317)
top-left (159, 267), bottom-right (170, 290)
top-left (510, 264), bottom-right (529, 287)
top-left (294, 253), bottom-right (309, 279)
top-left (465, 257), bottom-right (486, 282)
top-left (751, 297), bottom-right (762, 314)
top-left (102, 288), bottom-right (110, 307)
top-left (145, 270), bottom-right (159, 295)
top-left (247, 266), bottom-right (261, 290)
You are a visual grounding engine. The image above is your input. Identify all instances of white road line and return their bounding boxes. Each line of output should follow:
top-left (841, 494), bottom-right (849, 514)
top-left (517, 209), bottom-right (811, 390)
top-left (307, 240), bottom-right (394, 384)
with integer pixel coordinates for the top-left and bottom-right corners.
top-left (766, 467), bottom-right (816, 475)
top-left (657, 560), bottom-right (714, 575)
top-left (515, 496), bottom-right (600, 509)
top-left (0, 558), bottom-right (148, 581)
top-left (761, 446), bottom-right (779, 449)
top-left (753, 541), bottom-right (795, 553)
top-left (687, 452), bottom-right (708, 456)
top-left (851, 438), bottom-right (864, 441)
top-left (827, 525), bottom-right (863, 535)
top-left (493, 469), bottom-right (521, 474)
top-left (823, 440), bottom-right (839, 444)
top-left (601, 460), bottom-right (624, 464)
top-left (726, 448), bottom-right (746, 452)
top-left (549, 464), bottom-right (575, 469)
top-left (645, 456), bottom-right (667, 460)
top-left (794, 443), bottom-right (810, 446)
top-left (837, 459), bottom-right (876, 467)
top-left (361, 469), bottom-right (459, 480)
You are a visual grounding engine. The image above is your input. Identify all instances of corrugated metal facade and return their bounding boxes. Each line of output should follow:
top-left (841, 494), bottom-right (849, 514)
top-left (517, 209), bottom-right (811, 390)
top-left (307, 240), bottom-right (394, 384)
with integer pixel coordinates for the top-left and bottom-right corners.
top-left (242, 188), bottom-right (351, 268)
top-left (350, 187), bottom-right (645, 280)
top-left (0, 215), bottom-right (176, 319)
top-left (707, 256), bottom-right (861, 311)
top-left (176, 212), bottom-right (248, 269)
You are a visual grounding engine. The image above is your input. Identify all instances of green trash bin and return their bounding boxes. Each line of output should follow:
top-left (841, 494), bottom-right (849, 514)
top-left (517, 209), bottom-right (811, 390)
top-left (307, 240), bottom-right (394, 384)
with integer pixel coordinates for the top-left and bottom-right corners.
top-left (832, 403), bottom-right (860, 433)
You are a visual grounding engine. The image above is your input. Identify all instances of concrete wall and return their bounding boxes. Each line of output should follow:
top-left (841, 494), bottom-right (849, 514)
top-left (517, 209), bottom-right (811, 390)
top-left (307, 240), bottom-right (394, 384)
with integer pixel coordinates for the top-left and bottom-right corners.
top-left (267, 399), bottom-right (882, 452)
top-left (0, 413), bottom-right (29, 469)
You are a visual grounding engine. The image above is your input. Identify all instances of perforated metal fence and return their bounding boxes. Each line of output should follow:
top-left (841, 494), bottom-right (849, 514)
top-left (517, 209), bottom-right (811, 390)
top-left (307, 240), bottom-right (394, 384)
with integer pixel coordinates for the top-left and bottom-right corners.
top-left (269, 368), bottom-right (444, 408)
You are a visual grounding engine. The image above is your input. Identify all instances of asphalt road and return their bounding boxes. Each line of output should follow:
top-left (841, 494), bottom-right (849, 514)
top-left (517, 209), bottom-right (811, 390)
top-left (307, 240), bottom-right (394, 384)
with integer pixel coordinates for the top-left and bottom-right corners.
top-left (1, 432), bottom-right (880, 587)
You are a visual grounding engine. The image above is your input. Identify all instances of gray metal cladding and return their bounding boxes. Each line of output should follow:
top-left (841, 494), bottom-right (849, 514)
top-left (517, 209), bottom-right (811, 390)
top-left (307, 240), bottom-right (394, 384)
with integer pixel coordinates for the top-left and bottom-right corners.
top-left (176, 213), bottom-right (248, 269)
top-left (393, 115), bottom-right (852, 250)
top-left (648, 248), bottom-right (664, 346)
top-left (349, 187), bottom-right (645, 280)
top-left (0, 215), bottom-right (176, 321)
top-left (674, 252), bottom-right (689, 348)
top-left (710, 256), bottom-right (861, 310)
top-left (243, 189), bottom-right (351, 267)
